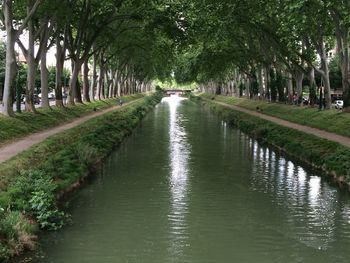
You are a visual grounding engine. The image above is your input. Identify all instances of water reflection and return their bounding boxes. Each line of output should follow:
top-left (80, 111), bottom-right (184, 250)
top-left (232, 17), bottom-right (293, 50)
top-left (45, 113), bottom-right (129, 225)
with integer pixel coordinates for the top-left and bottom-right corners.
top-left (162, 95), bottom-right (191, 259)
top-left (248, 139), bottom-right (341, 250)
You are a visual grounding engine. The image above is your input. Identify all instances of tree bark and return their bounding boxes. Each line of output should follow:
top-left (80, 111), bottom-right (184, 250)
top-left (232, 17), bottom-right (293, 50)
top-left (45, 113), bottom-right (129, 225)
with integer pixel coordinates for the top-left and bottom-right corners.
top-left (83, 59), bottom-right (90, 102)
top-left (105, 70), bottom-right (110, 99)
top-left (113, 70), bottom-right (119, 97)
top-left (287, 71), bottom-right (293, 104)
top-left (315, 40), bottom-right (332, 109)
top-left (40, 49), bottom-right (50, 108)
top-left (258, 68), bottom-right (264, 99)
top-left (264, 66), bottom-right (270, 100)
top-left (294, 69), bottom-right (304, 103)
top-left (97, 64), bottom-right (104, 100)
top-left (55, 36), bottom-right (65, 107)
top-left (2, 0), bottom-right (16, 116)
top-left (109, 70), bottom-right (114, 98)
top-left (25, 12), bottom-right (37, 113)
top-left (245, 76), bottom-right (251, 99)
top-left (68, 60), bottom-right (82, 105)
top-left (90, 52), bottom-right (97, 101)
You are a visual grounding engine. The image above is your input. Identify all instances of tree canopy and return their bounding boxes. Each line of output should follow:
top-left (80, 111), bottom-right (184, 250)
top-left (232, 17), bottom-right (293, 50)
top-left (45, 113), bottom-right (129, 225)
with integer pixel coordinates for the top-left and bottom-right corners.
top-left (0, 0), bottom-right (350, 114)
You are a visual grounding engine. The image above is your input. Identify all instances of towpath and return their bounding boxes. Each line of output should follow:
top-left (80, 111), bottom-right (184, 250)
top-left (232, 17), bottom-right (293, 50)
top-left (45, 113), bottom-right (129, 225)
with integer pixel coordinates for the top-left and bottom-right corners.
top-left (0, 99), bottom-right (141, 164)
top-left (207, 99), bottom-right (350, 149)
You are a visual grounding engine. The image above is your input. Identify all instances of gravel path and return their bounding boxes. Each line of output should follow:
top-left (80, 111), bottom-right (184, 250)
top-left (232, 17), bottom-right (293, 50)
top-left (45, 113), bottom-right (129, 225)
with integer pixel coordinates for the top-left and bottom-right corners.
top-left (0, 99), bottom-right (141, 164)
top-left (211, 100), bottom-right (350, 149)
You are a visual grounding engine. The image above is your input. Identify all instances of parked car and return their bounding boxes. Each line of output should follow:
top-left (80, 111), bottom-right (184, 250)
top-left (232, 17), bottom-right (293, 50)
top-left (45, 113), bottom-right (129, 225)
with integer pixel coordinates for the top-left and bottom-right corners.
top-left (335, 100), bottom-right (343, 110)
top-left (48, 92), bottom-right (55, 99)
top-left (23, 95), bottom-right (40, 104)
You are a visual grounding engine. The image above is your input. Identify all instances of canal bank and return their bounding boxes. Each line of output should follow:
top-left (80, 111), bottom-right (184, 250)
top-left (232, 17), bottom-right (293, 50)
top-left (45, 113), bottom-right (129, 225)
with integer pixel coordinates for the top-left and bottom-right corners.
top-left (0, 92), bottom-right (162, 262)
top-left (195, 96), bottom-right (350, 189)
top-left (26, 95), bottom-right (350, 263)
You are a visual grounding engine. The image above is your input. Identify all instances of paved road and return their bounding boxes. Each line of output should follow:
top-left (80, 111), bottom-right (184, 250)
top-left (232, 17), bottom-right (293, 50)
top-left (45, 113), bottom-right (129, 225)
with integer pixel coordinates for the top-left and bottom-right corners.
top-left (0, 99), bottom-right (141, 164)
top-left (207, 99), bottom-right (350, 149)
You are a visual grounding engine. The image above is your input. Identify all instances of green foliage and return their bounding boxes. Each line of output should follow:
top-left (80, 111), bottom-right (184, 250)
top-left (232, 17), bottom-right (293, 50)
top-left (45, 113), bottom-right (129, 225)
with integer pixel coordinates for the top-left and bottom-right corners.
top-left (29, 190), bottom-right (65, 230)
top-left (0, 245), bottom-right (10, 262)
top-left (48, 66), bottom-right (71, 90)
top-left (8, 170), bottom-right (65, 230)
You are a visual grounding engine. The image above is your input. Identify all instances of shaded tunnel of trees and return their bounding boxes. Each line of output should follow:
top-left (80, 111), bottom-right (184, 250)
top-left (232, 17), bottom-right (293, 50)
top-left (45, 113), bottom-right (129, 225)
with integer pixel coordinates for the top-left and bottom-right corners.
top-left (0, 0), bottom-right (349, 116)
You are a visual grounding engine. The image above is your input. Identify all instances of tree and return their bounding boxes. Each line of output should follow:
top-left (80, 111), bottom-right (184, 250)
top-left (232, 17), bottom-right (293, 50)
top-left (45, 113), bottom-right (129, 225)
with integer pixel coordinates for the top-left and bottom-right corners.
top-left (1, 0), bottom-right (44, 116)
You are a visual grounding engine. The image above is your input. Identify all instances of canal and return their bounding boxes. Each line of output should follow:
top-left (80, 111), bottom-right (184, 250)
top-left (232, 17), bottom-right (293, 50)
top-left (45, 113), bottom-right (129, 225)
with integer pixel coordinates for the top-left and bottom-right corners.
top-left (33, 96), bottom-right (350, 263)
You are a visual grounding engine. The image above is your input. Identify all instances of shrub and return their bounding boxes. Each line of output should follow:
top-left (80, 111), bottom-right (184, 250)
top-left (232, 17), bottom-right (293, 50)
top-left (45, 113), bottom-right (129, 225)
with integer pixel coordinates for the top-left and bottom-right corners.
top-left (8, 170), bottom-right (65, 230)
top-left (9, 170), bottom-right (55, 212)
top-left (29, 190), bottom-right (65, 230)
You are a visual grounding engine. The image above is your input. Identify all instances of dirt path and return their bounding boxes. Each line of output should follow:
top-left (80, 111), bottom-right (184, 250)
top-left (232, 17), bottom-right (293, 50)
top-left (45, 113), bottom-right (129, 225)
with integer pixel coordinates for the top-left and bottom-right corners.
top-left (0, 99), bottom-right (141, 164)
top-left (209, 99), bottom-right (350, 149)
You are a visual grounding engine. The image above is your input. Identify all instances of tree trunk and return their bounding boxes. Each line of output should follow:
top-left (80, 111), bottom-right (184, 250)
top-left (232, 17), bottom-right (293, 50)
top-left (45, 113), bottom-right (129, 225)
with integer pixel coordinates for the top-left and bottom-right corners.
top-left (109, 70), bottom-right (114, 98)
top-left (97, 64), bottom-right (104, 100)
top-left (113, 70), bottom-right (119, 97)
top-left (308, 67), bottom-right (315, 87)
top-left (287, 71), bottom-right (293, 104)
top-left (2, 0), bottom-right (16, 116)
top-left (83, 59), bottom-right (90, 102)
top-left (90, 52), bottom-right (97, 101)
top-left (245, 76), bottom-right (250, 98)
top-left (105, 71), bottom-right (110, 99)
top-left (69, 60), bottom-right (82, 105)
top-left (316, 40), bottom-right (332, 109)
top-left (25, 14), bottom-right (37, 113)
top-left (264, 66), bottom-right (270, 100)
top-left (294, 69), bottom-right (304, 103)
top-left (40, 48), bottom-right (50, 108)
top-left (55, 36), bottom-right (64, 107)
top-left (258, 68), bottom-right (264, 99)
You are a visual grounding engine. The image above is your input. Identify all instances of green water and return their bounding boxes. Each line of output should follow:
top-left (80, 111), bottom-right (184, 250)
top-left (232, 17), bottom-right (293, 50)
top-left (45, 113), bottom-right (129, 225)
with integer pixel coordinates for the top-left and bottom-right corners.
top-left (32, 96), bottom-right (350, 263)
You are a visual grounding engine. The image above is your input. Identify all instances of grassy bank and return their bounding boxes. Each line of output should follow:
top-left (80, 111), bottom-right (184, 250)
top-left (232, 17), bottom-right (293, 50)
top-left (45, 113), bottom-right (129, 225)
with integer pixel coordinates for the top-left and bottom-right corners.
top-left (200, 93), bottom-right (350, 138)
top-left (0, 92), bottom-right (162, 261)
top-left (198, 98), bottom-right (350, 185)
top-left (0, 94), bottom-right (144, 147)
